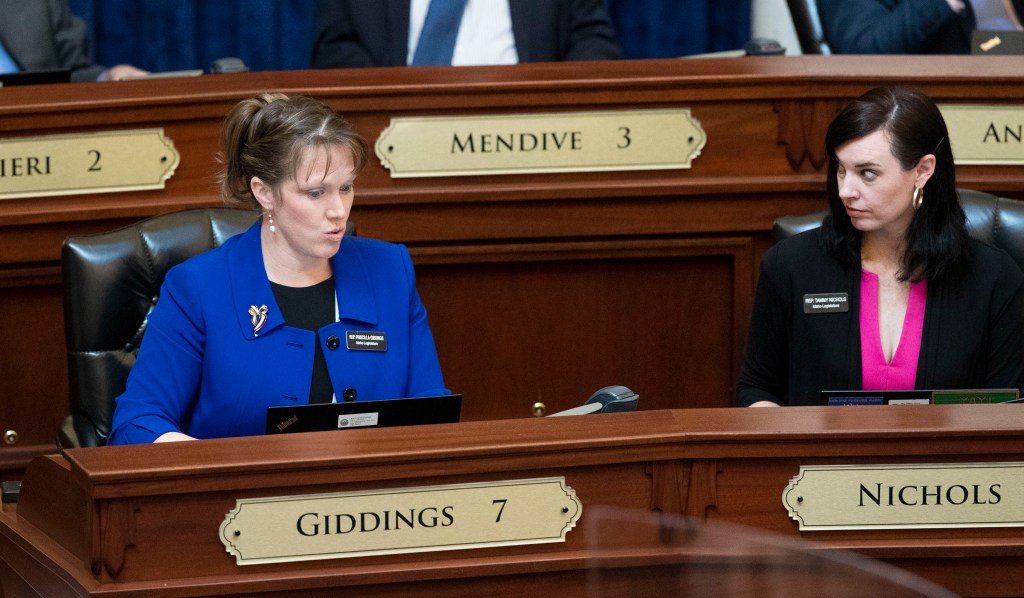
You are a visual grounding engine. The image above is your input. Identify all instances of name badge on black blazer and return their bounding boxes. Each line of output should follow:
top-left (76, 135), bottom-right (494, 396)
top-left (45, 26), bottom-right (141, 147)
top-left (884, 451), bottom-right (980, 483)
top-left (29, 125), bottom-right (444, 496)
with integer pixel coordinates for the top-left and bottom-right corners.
top-left (346, 331), bottom-right (388, 351)
top-left (803, 293), bottom-right (849, 314)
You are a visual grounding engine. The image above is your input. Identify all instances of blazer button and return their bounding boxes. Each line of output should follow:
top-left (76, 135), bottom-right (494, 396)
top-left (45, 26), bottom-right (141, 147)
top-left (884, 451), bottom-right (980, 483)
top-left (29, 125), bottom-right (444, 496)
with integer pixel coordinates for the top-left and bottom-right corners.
top-left (342, 387), bottom-right (357, 402)
top-left (326, 335), bottom-right (340, 350)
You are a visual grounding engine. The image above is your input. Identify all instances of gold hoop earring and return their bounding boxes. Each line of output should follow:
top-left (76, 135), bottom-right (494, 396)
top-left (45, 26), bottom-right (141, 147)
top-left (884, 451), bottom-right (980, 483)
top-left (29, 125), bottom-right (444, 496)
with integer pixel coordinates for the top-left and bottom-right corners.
top-left (912, 187), bottom-right (923, 210)
top-left (267, 211), bottom-right (276, 233)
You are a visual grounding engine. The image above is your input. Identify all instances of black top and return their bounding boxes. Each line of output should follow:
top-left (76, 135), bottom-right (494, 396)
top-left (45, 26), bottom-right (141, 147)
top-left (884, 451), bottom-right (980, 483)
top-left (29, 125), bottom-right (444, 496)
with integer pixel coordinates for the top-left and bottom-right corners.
top-left (737, 228), bottom-right (1024, 406)
top-left (270, 277), bottom-right (336, 403)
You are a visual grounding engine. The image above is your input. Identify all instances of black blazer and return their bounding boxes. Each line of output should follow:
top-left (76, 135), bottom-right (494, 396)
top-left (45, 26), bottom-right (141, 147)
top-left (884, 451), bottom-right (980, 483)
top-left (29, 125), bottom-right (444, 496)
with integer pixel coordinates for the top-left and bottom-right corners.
top-left (311, 0), bottom-right (621, 68)
top-left (817, 0), bottom-right (1024, 54)
top-left (0, 0), bottom-right (102, 82)
top-left (737, 228), bottom-right (1024, 406)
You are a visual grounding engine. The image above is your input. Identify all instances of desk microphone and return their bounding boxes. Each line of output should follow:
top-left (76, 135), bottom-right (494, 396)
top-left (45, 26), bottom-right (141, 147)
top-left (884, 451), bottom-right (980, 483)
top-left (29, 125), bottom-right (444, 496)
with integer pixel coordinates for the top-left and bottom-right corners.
top-left (548, 386), bottom-right (639, 416)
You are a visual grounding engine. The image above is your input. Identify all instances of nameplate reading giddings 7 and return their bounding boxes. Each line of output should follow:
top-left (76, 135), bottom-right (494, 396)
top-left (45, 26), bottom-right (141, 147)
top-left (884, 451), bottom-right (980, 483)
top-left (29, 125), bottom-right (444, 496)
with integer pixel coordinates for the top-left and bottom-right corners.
top-left (219, 477), bottom-right (582, 565)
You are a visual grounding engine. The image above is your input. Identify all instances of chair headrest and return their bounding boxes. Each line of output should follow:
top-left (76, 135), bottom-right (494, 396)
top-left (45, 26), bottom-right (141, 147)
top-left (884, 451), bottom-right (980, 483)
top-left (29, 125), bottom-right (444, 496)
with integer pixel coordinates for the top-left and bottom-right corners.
top-left (771, 189), bottom-right (1024, 272)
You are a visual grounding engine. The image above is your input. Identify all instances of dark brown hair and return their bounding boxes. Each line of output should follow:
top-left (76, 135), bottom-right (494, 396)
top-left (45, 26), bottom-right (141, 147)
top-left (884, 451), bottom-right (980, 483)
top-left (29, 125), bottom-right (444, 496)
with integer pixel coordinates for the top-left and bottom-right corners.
top-left (217, 93), bottom-right (368, 209)
top-left (822, 86), bottom-right (967, 282)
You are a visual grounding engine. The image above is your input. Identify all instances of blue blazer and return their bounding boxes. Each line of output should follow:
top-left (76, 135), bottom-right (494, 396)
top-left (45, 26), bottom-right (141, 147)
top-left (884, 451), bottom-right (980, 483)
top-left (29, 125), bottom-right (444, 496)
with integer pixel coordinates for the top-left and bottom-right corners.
top-left (108, 223), bottom-right (448, 445)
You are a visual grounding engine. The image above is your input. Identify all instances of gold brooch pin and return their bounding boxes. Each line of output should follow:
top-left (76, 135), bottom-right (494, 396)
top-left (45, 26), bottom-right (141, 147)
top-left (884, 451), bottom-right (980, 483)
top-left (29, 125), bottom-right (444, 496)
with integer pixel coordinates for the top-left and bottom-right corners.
top-left (248, 305), bottom-right (268, 335)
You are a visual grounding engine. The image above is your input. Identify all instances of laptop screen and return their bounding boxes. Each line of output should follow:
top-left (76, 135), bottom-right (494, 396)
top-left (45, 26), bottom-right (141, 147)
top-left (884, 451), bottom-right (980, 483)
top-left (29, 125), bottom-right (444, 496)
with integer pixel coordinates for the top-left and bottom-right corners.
top-left (266, 394), bottom-right (462, 435)
top-left (821, 389), bottom-right (1020, 406)
top-left (0, 69), bottom-right (71, 87)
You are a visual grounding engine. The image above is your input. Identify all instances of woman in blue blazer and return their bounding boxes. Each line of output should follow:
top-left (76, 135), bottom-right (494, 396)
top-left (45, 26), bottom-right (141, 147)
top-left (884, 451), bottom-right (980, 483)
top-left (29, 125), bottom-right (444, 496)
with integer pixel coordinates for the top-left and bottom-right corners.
top-left (108, 94), bottom-right (448, 444)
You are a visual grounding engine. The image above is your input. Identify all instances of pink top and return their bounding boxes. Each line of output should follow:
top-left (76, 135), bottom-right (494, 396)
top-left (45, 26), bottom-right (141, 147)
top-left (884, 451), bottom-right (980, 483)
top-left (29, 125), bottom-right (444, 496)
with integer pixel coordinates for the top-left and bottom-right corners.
top-left (860, 270), bottom-right (928, 390)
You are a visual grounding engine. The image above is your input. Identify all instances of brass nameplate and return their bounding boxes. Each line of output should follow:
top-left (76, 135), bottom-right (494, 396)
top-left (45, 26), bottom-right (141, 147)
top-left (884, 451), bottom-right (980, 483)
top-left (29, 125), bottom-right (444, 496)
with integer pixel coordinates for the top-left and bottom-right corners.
top-left (939, 105), bottom-right (1024, 165)
top-left (375, 109), bottom-right (706, 177)
top-left (783, 463), bottom-right (1024, 531)
top-left (0, 129), bottom-right (180, 200)
top-left (219, 477), bottom-right (582, 565)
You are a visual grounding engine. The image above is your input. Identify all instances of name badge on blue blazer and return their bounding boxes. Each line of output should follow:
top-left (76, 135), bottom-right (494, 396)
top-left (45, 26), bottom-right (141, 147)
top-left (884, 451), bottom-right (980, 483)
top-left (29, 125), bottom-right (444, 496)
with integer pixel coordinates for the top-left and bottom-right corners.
top-left (346, 331), bottom-right (388, 351)
top-left (803, 293), bottom-right (849, 314)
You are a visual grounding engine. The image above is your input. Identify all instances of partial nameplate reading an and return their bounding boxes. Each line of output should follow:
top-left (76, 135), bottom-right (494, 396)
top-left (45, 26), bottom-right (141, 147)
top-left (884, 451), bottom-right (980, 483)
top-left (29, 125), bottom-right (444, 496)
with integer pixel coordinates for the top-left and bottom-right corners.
top-left (375, 109), bottom-right (706, 178)
top-left (783, 463), bottom-right (1024, 531)
top-left (219, 477), bottom-right (582, 565)
top-left (0, 129), bottom-right (180, 200)
top-left (939, 105), bottom-right (1024, 165)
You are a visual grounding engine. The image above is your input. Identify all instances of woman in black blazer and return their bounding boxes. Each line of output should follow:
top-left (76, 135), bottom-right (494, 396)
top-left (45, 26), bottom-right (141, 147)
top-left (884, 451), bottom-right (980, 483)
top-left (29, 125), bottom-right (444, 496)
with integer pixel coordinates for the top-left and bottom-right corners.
top-left (738, 87), bottom-right (1024, 407)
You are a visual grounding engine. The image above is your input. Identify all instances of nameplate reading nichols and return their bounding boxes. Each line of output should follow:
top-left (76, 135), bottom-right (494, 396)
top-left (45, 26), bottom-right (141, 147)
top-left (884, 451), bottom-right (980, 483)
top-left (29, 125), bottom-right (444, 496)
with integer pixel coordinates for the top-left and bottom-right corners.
top-left (219, 477), bottom-right (582, 565)
top-left (375, 109), bottom-right (706, 178)
top-left (0, 129), bottom-right (179, 200)
top-left (783, 463), bottom-right (1024, 531)
top-left (939, 105), bottom-right (1024, 165)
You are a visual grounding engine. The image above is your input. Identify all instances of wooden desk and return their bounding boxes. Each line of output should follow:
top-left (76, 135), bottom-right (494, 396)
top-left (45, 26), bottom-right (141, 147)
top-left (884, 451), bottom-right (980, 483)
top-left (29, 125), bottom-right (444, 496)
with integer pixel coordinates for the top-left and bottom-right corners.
top-left (1, 406), bottom-right (1022, 596)
top-left (4, 56), bottom-right (1024, 476)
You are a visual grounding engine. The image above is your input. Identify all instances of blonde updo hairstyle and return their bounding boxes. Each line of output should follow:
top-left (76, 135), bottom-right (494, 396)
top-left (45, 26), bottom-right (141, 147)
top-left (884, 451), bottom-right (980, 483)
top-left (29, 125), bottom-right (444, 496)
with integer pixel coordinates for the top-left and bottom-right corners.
top-left (217, 93), bottom-right (368, 210)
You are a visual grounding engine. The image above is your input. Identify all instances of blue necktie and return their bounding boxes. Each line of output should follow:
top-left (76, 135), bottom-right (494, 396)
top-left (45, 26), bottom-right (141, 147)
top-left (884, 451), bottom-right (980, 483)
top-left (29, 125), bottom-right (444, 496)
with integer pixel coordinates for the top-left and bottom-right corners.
top-left (0, 42), bottom-right (19, 75)
top-left (411, 0), bottom-right (469, 66)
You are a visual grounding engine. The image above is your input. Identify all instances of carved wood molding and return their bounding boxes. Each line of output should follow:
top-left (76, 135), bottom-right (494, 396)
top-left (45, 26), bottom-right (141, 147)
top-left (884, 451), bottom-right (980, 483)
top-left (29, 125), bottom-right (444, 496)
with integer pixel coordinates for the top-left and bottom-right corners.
top-left (775, 99), bottom-right (841, 173)
top-left (96, 500), bottom-right (136, 580)
top-left (645, 459), bottom-right (720, 520)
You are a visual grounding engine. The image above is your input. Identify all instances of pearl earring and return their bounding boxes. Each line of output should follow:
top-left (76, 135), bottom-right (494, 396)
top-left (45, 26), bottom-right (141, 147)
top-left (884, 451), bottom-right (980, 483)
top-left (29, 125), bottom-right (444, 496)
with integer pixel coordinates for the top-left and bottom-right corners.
top-left (267, 211), bottom-right (276, 233)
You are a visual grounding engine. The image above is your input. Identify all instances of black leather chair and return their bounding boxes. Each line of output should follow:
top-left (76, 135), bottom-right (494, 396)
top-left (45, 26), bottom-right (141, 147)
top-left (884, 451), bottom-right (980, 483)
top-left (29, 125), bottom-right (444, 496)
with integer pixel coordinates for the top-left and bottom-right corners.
top-left (772, 189), bottom-right (1024, 271)
top-left (60, 208), bottom-right (259, 448)
top-left (787, 0), bottom-right (831, 54)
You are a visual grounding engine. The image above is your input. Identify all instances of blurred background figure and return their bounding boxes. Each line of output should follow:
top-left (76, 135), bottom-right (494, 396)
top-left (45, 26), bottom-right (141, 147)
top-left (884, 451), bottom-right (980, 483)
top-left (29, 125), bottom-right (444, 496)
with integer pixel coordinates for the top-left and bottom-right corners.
top-left (817, 0), bottom-right (1023, 54)
top-left (60, 0), bottom-right (751, 73)
top-left (0, 0), bottom-right (146, 81)
top-left (311, 0), bottom-right (622, 68)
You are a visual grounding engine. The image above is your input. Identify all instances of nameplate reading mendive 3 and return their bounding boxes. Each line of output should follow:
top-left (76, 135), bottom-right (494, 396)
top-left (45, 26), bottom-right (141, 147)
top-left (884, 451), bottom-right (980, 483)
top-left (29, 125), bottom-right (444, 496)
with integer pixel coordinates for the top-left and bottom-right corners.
top-left (219, 477), bottom-right (582, 565)
top-left (0, 129), bottom-right (180, 200)
top-left (802, 293), bottom-right (849, 314)
top-left (939, 105), bottom-right (1024, 165)
top-left (375, 109), bottom-right (706, 178)
top-left (783, 463), bottom-right (1024, 531)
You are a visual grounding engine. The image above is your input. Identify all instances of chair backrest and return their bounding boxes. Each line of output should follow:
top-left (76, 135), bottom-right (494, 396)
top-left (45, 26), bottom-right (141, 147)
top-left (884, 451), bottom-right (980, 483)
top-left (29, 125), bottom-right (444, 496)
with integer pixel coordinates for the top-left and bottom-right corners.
top-left (60, 208), bottom-right (259, 448)
top-left (772, 189), bottom-right (1024, 272)
top-left (786, 0), bottom-right (831, 54)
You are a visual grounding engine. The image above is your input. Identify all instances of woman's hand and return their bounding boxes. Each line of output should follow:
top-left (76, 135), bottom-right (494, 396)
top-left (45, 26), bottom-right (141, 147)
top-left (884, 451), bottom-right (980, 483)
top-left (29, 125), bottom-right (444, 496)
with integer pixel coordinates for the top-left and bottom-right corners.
top-left (154, 431), bottom-right (196, 442)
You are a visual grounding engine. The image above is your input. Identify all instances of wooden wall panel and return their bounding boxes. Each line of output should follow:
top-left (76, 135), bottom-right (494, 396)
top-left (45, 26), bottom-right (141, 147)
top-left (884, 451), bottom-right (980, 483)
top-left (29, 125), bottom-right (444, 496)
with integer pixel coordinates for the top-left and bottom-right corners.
top-left (2, 56), bottom-right (1024, 476)
top-left (416, 238), bottom-right (754, 419)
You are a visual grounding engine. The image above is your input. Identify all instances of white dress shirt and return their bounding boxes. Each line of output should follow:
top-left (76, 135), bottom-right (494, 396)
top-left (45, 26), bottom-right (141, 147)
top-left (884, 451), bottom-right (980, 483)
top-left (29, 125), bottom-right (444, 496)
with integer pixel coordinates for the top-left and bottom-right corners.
top-left (408, 0), bottom-right (519, 65)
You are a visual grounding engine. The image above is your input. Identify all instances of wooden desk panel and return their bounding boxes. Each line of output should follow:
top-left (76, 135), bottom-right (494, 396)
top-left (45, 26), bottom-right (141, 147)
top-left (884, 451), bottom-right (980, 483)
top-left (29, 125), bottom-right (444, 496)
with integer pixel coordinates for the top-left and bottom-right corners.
top-left (2, 407), bottom-right (1023, 596)
top-left (3, 56), bottom-right (1024, 475)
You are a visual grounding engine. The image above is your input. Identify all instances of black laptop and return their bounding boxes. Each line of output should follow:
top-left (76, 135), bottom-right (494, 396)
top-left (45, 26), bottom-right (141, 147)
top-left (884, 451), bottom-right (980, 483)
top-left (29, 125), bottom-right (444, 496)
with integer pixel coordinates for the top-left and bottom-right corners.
top-left (971, 30), bottom-right (1024, 55)
top-left (822, 389), bottom-right (1020, 406)
top-left (0, 69), bottom-right (71, 87)
top-left (266, 394), bottom-right (462, 435)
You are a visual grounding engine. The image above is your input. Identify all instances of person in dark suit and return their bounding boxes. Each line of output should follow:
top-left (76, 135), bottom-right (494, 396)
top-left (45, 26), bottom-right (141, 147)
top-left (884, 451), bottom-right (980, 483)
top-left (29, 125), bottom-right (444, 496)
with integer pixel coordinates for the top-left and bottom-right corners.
top-left (737, 87), bottom-right (1024, 407)
top-left (817, 0), bottom-right (1024, 54)
top-left (311, 0), bottom-right (621, 68)
top-left (107, 94), bottom-right (448, 444)
top-left (0, 0), bottom-right (146, 82)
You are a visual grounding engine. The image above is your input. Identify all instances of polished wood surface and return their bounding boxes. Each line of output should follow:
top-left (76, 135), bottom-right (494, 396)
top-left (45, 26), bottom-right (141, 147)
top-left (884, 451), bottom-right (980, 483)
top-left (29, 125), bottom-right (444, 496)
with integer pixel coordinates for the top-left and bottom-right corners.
top-left (1, 406), bottom-right (1022, 596)
top-left (4, 56), bottom-right (1024, 477)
